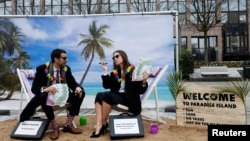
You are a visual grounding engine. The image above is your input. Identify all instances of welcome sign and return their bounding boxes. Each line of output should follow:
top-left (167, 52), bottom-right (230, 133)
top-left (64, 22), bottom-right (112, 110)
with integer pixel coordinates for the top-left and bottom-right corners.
top-left (176, 86), bottom-right (247, 128)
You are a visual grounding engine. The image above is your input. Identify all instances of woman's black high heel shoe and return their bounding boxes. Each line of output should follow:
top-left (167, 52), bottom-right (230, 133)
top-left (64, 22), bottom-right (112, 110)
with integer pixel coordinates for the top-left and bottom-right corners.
top-left (103, 123), bottom-right (109, 133)
top-left (90, 125), bottom-right (105, 138)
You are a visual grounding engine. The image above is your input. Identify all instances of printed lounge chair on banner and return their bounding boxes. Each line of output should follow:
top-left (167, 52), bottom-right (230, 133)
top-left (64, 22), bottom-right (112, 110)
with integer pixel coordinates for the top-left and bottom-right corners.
top-left (112, 65), bottom-right (168, 124)
top-left (16, 68), bottom-right (76, 127)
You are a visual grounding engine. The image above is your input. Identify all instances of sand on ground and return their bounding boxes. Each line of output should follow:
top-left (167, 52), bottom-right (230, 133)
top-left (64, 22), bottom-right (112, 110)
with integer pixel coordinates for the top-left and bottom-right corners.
top-left (1, 115), bottom-right (207, 141)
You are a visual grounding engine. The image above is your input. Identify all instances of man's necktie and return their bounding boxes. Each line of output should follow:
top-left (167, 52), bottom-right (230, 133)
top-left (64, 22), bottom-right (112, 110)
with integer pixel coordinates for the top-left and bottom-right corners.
top-left (56, 70), bottom-right (60, 83)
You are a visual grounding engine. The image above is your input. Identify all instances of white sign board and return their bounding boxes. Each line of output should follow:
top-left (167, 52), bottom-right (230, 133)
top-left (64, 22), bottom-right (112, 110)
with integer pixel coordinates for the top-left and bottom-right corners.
top-left (14, 121), bottom-right (42, 135)
top-left (114, 118), bottom-right (139, 134)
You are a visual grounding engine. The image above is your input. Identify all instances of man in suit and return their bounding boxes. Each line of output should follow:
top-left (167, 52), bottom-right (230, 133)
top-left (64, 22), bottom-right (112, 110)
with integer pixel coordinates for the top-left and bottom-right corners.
top-left (20, 48), bottom-right (85, 140)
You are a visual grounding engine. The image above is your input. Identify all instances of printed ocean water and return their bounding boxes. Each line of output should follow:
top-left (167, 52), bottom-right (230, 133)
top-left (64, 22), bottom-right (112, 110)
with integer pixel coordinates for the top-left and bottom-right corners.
top-left (84, 86), bottom-right (174, 102)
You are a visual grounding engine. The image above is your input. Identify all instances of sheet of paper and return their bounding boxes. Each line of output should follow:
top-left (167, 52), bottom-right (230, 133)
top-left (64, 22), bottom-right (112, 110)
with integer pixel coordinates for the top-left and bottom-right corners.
top-left (14, 121), bottom-right (42, 135)
top-left (113, 118), bottom-right (139, 134)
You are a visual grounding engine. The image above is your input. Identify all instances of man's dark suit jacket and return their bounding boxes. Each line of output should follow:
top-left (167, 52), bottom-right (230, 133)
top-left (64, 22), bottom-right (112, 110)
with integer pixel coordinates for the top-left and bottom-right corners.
top-left (31, 64), bottom-right (83, 95)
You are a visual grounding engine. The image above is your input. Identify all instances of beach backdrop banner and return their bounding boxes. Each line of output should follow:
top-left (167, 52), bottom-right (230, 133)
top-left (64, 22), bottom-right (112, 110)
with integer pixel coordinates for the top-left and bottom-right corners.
top-left (176, 86), bottom-right (246, 128)
top-left (2, 13), bottom-right (175, 102)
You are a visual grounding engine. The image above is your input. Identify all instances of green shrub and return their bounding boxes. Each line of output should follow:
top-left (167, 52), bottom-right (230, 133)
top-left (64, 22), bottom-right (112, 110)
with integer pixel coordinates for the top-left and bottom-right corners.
top-left (179, 48), bottom-right (194, 79)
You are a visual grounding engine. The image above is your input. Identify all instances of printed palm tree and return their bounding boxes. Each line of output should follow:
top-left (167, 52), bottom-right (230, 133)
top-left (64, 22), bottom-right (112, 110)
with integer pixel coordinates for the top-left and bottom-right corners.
top-left (0, 18), bottom-right (27, 99)
top-left (0, 19), bottom-right (24, 56)
top-left (77, 20), bottom-right (114, 85)
top-left (4, 26), bottom-right (24, 55)
top-left (10, 50), bottom-right (31, 69)
top-left (0, 18), bottom-right (12, 53)
top-left (0, 57), bottom-right (10, 96)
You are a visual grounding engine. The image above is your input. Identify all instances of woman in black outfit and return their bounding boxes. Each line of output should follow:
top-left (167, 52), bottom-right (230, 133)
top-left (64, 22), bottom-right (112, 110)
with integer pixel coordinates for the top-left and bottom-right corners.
top-left (90, 50), bottom-right (149, 138)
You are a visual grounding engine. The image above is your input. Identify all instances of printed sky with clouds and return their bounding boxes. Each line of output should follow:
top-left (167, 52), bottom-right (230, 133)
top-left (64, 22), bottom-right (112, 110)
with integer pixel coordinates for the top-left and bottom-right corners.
top-left (10, 14), bottom-right (175, 86)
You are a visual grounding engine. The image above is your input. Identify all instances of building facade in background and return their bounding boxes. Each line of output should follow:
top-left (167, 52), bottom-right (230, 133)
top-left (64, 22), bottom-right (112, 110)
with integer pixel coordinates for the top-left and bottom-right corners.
top-left (0, 0), bottom-right (249, 61)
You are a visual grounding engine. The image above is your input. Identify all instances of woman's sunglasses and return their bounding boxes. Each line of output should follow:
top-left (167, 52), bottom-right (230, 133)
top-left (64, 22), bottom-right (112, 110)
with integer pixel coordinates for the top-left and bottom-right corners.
top-left (112, 55), bottom-right (120, 60)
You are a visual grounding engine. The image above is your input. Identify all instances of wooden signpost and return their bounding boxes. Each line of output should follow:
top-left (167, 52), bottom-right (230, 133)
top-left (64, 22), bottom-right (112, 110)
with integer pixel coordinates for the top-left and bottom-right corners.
top-left (176, 86), bottom-right (247, 128)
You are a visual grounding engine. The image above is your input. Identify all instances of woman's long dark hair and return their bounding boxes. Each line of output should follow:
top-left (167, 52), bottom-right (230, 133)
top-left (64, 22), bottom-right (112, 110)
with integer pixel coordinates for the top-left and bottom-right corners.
top-left (112, 50), bottom-right (134, 78)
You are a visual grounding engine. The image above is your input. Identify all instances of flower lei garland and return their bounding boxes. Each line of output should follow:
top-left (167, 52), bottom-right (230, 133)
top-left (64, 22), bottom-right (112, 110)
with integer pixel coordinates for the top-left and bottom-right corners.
top-left (113, 65), bottom-right (133, 83)
top-left (44, 62), bottom-right (67, 81)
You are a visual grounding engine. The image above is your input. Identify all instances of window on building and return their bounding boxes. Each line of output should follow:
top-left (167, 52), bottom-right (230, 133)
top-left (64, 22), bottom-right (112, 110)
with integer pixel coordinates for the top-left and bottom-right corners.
top-left (229, 0), bottom-right (238, 11)
top-left (45, 0), bottom-right (52, 15)
top-left (190, 13), bottom-right (197, 24)
top-left (221, 13), bottom-right (228, 23)
top-left (191, 37), bottom-right (202, 60)
top-left (228, 12), bottom-right (240, 24)
top-left (130, 0), bottom-right (157, 12)
top-left (190, 0), bottom-right (216, 12)
top-left (109, 0), bottom-right (128, 13)
top-left (110, 0), bottom-right (121, 13)
top-left (221, 1), bottom-right (228, 11)
top-left (160, 0), bottom-right (185, 12)
top-left (225, 0), bottom-right (247, 12)
top-left (209, 37), bottom-right (217, 61)
top-left (222, 24), bottom-right (248, 60)
top-left (239, 14), bottom-right (246, 23)
top-left (119, 1), bottom-right (128, 13)
top-left (239, 0), bottom-right (247, 11)
top-left (190, 0), bottom-right (218, 25)
top-left (191, 36), bottom-right (217, 61)
top-left (14, 0), bottom-right (41, 15)
top-left (178, 0), bottom-right (186, 13)
top-left (5, 1), bottom-right (11, 14)
top-left (101, 0), bottom-right (110, 14)
top-left (168, 0), bottom-right (177, 11)
top-left (161, 0), bottom-right (186, 14)
top-left (181, 37), bottom-right (187, 48)
top-left (225, 35), bottom-right (247, 53)
top-left (72, 0), bottom-right (83, 14)
top-left (0, 2), bottom-right (5, 15)
top-left (222, 0), bottom-right (247, 23)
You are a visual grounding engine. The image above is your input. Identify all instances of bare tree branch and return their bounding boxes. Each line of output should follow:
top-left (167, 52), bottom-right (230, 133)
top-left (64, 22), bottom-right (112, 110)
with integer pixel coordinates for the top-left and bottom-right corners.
top-left (184, 0), bottom-right (228, 64)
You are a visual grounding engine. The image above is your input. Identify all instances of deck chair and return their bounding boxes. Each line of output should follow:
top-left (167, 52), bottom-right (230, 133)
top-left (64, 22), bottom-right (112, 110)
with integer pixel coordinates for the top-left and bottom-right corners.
top-left (16, 68), bottom-right (76, 127)
top-left (113, 65), bottom-right (168, 124)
